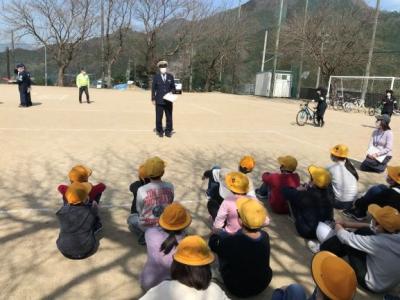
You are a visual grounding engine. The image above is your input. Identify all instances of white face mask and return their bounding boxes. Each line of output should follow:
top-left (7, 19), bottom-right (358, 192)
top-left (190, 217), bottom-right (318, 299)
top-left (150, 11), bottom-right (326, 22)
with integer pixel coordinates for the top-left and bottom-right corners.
top-left (387, 93), bottom-right (391, 98)
top-left (160, 68), bottom-right (167, 74)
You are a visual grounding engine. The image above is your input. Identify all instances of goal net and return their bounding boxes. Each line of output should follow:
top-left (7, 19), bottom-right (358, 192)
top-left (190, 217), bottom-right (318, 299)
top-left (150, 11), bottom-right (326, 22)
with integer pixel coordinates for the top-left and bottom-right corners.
top-left (327, 76), bottom-right (400, 108)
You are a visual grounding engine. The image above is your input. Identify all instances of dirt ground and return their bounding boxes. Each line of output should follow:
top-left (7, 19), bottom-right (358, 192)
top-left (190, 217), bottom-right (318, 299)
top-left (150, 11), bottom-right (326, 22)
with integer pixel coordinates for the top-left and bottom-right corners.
top-left (0, 85), bottom-right (399, 300)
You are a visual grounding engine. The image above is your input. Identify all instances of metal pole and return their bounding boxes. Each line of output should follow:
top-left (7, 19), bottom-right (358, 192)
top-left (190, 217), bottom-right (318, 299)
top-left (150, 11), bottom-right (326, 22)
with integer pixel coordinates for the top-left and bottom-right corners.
top-left (11, 30), bottom-right (15, 66)
top-left (44, 45), bottom-right (48, 86)
top-left (361, 0), bottom-right (380, 101)
top-left (316, 40), bottom-right (324, 88)
top-left (297, 0), bottom-right (309, 99)
top-left (326, 75), bottom-right (332, 100)
top-left (261, 29), bottom-right (268, 72)
top-left (100, 0), bottom-right (105, 83)
top-left (270, 0), bottom-right (284, 97)
top-left (6, 47), bottom-right (10, 79)
top-left (390, 77), bottom-right (395, 90)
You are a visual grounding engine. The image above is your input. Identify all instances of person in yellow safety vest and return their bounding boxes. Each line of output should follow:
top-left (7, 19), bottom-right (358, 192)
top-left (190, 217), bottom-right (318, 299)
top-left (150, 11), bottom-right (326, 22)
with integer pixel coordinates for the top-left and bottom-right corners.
top-left (76, 68), bottom-right (91, 104)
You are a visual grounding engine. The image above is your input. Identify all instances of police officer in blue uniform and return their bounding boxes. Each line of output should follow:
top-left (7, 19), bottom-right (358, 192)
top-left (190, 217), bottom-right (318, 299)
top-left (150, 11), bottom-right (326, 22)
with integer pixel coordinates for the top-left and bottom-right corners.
top-left (151, 60), bottom-right (176, 138)
top-left (12, 63), bottom-right (32, 107)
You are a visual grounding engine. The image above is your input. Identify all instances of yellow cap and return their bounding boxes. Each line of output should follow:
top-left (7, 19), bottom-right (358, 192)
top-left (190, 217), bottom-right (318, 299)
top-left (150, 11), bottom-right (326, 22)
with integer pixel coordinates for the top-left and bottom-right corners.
top-left (144, 156), bottom-right (165, 178)
top-left (68, 165), bottom-right (92, 183)
top-left (225, 172), bottom-right (249, 194)
top-left (308, 165), bottom-right (331, 189)
top-left (236, 197), bottom-right (268, 229)
top-left (159, 202), bottom-right (192, 231)
top-left (387, 166), bottom-right (400, 185)
top-left (65, 182), bottom-right (92, 205)
top-left (368, 204), bottom-right (400, 233)
top-left (239, 156), bottom-right (256, 172)
top-left (174, 235), bottom-right (215, 266)
top-left (277, 156), bottom-right (298, 172)
top-left (331, 144), bottom-right (349, 158)
top-left (157, 60), bottom-right (168, 67)
top-left (311, 251), bottom-right (357, 300)
top-left (138, 164), bottom-right (147, 181)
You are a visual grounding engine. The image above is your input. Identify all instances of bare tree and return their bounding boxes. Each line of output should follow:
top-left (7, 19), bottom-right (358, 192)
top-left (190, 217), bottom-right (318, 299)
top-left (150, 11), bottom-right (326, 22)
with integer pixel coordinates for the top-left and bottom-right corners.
top-left (281, 0), bottom-right (371, 85)
top-left (135, 0), bottom-right (192, 83)
top-left (103, 0), bottom-right (135, 87)
top-left (3, 0), bottom-right (96, 86)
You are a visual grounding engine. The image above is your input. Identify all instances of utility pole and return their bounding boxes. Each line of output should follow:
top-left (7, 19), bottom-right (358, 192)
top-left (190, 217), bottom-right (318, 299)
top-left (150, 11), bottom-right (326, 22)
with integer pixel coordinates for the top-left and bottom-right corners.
top-left (261, 29), bottom-right (268, 72)
top-left (126, 57), bottom-right (131, 82)
top-left (297, 0), bottom-right (309, 99)
top-left (269, 0), bottom-right (284, 97)
top-left (6, 47), bottom-right (10, 79)
top-left (361, 0), bottom-right (380, 101)
top-left (100, 0), bottom-right (105, 84)
top-left (44, 45), bottom-right (48, 86)
top-left (11, 30), bottom-right (15, 66)
top-left (315, 40), bottom-right (325, 88)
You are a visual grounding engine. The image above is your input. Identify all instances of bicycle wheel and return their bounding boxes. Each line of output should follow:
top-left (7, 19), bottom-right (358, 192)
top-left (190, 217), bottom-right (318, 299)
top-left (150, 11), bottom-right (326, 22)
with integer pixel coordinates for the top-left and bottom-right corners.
top-left (343, 102), bottom-right (353, 113)
top-left (368, 107), bottom-right (375, 116)
top-left (313, 113), bottom-right (319, 126)
top-left (296, 110), bottom-right (308, 126)
top-left (332, 101), bottom-right (339, 110)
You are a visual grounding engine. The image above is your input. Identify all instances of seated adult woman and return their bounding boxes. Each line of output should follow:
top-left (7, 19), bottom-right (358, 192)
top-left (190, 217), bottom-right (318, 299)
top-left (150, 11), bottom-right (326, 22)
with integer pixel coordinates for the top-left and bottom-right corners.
top-left (140, 235), bottom-right (229, 299)
top-left (327, 144), bottom-right (359, 210)
top-left (282, 166), bottom-right (335, 239)
top-left (140, 202), bottom-right (191, 291)
top-left (360, 114), bottom-right (393, 173)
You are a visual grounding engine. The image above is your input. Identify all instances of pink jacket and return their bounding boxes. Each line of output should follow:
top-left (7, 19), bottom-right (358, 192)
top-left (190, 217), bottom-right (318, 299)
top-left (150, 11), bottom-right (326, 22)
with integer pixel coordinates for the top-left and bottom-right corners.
top-left (213, 195), bottom-right (270, 234)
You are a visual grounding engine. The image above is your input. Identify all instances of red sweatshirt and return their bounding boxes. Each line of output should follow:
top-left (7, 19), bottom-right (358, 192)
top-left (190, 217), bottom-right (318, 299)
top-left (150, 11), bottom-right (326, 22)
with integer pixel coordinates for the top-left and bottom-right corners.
top-left (58, 183), bottom-right (106, 203)
top-left (262, 172), bottom-right (300, 214)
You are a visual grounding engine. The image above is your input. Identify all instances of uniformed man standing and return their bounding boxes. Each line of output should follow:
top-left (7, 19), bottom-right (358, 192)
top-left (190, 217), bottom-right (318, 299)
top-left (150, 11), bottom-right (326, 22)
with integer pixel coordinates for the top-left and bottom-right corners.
top-left (76, 68), bottom-right (91, 104)
top-left (11, 63), bottom-right (32, 107)
top-left (151, 61), bottom-right (176, 137)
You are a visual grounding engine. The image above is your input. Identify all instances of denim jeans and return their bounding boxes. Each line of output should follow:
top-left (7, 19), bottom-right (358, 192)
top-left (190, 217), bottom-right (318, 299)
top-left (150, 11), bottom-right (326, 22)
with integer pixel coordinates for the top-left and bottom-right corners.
top-left (271, 284), bottom-right (308, 300)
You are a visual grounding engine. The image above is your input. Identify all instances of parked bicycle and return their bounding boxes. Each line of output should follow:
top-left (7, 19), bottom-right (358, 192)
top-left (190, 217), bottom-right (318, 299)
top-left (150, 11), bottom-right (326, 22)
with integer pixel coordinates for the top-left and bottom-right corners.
top-left (296, 101), bottom-right (318, 126)
top-left (343, 97), bottom-right (375, 116)
top-left (329, 94), bottom-right (345, 111)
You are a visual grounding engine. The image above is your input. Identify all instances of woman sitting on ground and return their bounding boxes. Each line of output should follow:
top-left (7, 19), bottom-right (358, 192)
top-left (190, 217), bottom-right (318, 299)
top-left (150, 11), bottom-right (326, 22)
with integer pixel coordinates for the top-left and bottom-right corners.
top-left (327, 144), bottom-right (358, 210)
top-left (140, 235), bottom-right (229, 300)
top-left (360, 114), bottom-right (393, 173)
top-left (140, 203), bottom-right (191, 291)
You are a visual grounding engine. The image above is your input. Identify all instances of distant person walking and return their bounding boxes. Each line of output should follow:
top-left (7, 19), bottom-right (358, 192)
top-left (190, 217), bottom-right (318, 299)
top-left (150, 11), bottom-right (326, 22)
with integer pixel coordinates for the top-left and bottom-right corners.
top-left (76, 68), bottom-right (90, 104)
top-left (314, 87), bottom-right (327, 127)
top-left (10, 63), bottom-right (32, 107)
top-left (381, 89), bottom-right (398, 117)
top-left (151, 60), bottom-right (176, 138)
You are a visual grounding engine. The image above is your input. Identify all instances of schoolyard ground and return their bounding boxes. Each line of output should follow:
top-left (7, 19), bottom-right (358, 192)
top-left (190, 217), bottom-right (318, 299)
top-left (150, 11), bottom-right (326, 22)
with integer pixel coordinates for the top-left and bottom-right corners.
top-left (0, 84), bottom-right (399, 299)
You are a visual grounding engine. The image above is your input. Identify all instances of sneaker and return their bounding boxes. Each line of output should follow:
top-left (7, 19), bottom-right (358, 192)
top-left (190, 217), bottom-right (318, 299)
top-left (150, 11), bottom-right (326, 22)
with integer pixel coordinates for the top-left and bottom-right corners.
top-left (307, 240), bottom-right (320, 254)
top-left (342, 208), bottom-right (367, 221)
top-left (165, 132), bottom-right (172, 138)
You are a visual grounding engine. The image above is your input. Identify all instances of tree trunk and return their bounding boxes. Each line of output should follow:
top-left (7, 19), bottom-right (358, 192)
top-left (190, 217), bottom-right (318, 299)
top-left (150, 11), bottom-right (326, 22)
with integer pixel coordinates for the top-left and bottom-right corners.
top-left (57, 65), bottom-right (67, 86)
top-left (106, 62), bottom-right (112, 88)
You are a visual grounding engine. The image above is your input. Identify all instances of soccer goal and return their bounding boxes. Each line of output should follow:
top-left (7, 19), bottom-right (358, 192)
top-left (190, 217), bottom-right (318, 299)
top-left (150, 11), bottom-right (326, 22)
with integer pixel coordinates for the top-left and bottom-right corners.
top-left (327, 76), bottom-right (400, 108)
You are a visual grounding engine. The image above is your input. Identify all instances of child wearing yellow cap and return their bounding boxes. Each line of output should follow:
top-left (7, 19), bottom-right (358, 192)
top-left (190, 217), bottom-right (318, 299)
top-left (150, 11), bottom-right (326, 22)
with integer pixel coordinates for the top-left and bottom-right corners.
top-left (140, 235), bottom-right (229, 299)
top-left (343, 166), bottom-right (400, 221)
top-left (328, 145), bottom-right (359, 210)
top-left (58, 165), bottom-right (106, 205)
top-left (282, 166), bottom-right (334, 239)
top-left (319, 204), bottom-right (400, 293)
top-left (128, 157), bottom-right (174, 245)
top-left (209, 198), bottom-right (272, 298)
top-left (140, 203), bottom-right (191, 291)
top-left (56, 182), bottom-right (102, 259)
top-left (255, 155), bottom-right (300, 214)
top-left (272, 251), bottom-right (357, 300)
top-left (202, 156), bottom-right (256, 220)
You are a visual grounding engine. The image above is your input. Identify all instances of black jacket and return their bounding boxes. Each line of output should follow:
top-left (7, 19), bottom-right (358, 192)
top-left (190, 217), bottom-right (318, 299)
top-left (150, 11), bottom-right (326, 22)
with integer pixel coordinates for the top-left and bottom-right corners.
top-left (56, 204), bottom-right (98, 259)
top-left (314, 94), bottom-right (327, 115)
top-left (16, 70), bottom-right (32, 92)
top-left (381, 96), bottom-right (398, 115)
top-left (209, 230), bottom-right (272, 298)
top-left (151, 73), bottom-right (175, 105)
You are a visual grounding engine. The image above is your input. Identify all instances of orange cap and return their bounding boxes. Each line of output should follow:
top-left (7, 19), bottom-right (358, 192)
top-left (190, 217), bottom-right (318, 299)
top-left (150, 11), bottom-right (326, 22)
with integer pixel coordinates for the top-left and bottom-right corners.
top-left (277, 156), bottom-right (298, 172)
top-left (138, 164), bottom-right (147, 181)
top-left (387, 166), bottom-right (400, 185)
top-left (239, 156), bottom-right (256, 172)
top-left (225, 172), bottom-right (249, 194)
top-left (174, 235), bottom-right (214, 266)
top-left (143, 157), bottom-right (165, 178)
top-left (308, 165), bottom-right (331, 189)
top-left (368, 204), bottom-right (400, 233)
top-left (236, 197), bottom-right (268, 229)
top-left (159, 203), bottom-right (192, 231)
top-left (311, 251), bottom-right (357, 300)
top-left (65, 182), bottom-right (92, 205)
top-left (68, 165), bottom-right (92, 183)
top-left (331, 144), bottom-right (349, 158)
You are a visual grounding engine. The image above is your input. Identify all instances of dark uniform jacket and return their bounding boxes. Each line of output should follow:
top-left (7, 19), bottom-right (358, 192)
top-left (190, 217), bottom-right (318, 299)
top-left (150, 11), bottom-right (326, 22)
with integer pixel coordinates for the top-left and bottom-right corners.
top-left (15, 70), bottom-right (32, 93)
top-left (151, 73), bottom-right (175, 105)
top-left (314, 93), bottom-right (327, 117)
top-left (56, 204), bottom-right (98, 259)
top-left (381, 96), bottom-right (398, 116)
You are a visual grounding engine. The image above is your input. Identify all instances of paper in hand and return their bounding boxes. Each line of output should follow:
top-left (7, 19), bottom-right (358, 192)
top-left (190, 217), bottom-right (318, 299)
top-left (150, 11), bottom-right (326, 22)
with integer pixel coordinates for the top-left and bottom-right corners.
top-left (163, 92), bottom-right (178, 103)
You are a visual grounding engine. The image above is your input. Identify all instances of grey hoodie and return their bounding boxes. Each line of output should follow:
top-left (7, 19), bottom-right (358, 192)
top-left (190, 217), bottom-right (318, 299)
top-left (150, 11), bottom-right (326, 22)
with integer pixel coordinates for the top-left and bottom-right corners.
top-left (56, 204), bottom-right (98, 259)
top-left (337, 229), bottom-right (400, 292)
